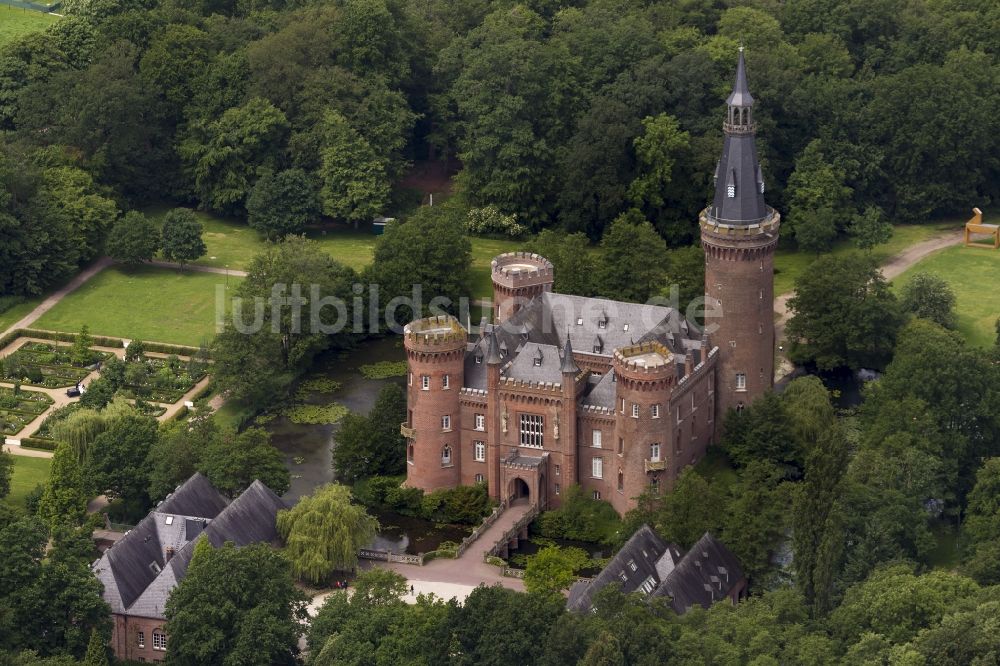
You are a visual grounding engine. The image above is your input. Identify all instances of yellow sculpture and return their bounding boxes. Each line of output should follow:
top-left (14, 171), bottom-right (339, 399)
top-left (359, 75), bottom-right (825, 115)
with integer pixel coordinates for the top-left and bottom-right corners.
top-left (964, 208), bottom-right (999, 249)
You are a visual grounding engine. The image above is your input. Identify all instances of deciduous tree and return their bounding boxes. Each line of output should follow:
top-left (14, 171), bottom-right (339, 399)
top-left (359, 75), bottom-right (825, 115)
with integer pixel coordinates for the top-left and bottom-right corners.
top-left (105, 211), bottom-right (160, 265)
top-left (160, 208), bottom-right (206, 266)
top-left (276, 483), bottom-right (379, 584)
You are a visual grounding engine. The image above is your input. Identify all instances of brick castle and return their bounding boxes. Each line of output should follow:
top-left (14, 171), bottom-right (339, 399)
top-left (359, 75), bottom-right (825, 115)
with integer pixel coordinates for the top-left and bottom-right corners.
top-left (401, 51), bottom-right (779, 514)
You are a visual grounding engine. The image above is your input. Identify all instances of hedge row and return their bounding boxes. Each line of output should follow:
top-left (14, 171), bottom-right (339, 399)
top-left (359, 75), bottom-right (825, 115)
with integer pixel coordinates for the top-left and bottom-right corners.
top-left (20, 437), bottom-right (57, 451)
top-left (5, 329), bottom-right (205, 357)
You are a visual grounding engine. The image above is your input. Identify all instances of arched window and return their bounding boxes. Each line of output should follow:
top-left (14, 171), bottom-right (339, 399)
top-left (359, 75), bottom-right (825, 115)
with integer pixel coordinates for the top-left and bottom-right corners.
top-left (617, 469), bottom-right (624, 492)
top-left (407, 443), bottom-right (414, 462)
top-left (736, 402), bottom-right (745, 414)
top-left (441, 445), bottom-right (452, 465)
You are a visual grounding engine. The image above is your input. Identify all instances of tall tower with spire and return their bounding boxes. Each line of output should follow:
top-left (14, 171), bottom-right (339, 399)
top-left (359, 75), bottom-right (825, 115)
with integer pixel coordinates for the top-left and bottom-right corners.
top-left (701, 49), bottom-right (780, 420)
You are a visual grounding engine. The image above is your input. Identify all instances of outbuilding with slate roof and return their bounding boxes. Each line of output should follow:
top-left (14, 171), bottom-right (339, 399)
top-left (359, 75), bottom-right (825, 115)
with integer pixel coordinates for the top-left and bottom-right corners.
top-left (92, 474), bottom-right (286, 663)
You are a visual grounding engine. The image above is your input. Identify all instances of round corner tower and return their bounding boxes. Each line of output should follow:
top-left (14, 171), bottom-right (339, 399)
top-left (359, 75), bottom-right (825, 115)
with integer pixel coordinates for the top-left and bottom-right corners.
top-left (612, 342), bottom-right (676, 515)
top-left (491, 252), bottom-right (554, 324)
top-left (701, 48), bottom-right (780, 419)
top-left (402, 315), bottom-right (467, 492)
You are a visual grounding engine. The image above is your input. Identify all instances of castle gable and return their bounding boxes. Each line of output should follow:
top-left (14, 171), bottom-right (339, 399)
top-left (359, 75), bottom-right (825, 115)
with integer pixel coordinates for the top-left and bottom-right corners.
top-left (504, 342), bottom-right (563, 384)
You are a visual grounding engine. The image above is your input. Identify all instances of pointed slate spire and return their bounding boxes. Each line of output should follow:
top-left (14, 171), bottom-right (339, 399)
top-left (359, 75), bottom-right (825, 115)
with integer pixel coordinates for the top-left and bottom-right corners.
top-left (709, 49), bottom-right (768, 226)
top-left (726, 48), bottom-right (754, 108)
top-left (485, 328), bottom-right (502, 365)
top-left (560, 331), bottom-right (580, 375)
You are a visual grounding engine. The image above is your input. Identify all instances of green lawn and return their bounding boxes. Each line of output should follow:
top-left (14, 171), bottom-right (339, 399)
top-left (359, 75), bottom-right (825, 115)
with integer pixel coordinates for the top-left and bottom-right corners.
top-left (0, 5), bottom-right (57, 47)
top-left (144, 206), bottom-right (522, 298)
top-left (0, 296), bottom-right (44, 333)
top-left (773, 221), bottom-right (959, 295)
top-left (893, 244), bottom-right (1000, 348)
top-left (33, 266), bottom-right (240, 347)
top-left (3, 454), bottom-right (50, 511)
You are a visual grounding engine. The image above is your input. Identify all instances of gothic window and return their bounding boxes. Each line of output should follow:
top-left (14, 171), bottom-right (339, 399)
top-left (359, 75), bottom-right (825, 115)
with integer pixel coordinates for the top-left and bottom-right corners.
top-left (736, 402), bottom-right (745, 414)
top-left (650, 477), bottom-right (660, 494)
top-left (441, 445), bottom-right (452, 466)
top-left (475, 414), bottom-right (485, 430)
top-left (519, 414), bottom-right (544, 448)
top-left (474, 441), bottom-right (485, 462)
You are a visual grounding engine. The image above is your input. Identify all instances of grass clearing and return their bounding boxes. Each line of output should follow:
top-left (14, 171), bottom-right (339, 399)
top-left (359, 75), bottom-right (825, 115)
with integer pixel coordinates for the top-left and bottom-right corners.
top-left (33, 266), bottom-right (239, 347)
top-left (0, 6), bottom-right (57, 47)
top-left (893, 244), bottom-right (1000, 348)
top-left (4, 454), bottom-right (51, 511)
top-left (773, 221), bottom-right (958, 295)
top-left (143, 206), bottom-right (522, 298)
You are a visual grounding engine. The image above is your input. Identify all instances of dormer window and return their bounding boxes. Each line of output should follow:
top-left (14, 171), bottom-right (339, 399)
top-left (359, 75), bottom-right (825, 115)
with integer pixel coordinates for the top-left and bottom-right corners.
top-left (475, 355), bottom-right (482, 364)
top-left (533, 357), bottom-right (542, 367)
top-left (576, 317), bottom-right (583, 325)
top-left (727, 184), bottom-right (735, 198)
top-left (623, 323), bottom-right (629, 332)
top-left (598, 318), bottom-right (607, 329)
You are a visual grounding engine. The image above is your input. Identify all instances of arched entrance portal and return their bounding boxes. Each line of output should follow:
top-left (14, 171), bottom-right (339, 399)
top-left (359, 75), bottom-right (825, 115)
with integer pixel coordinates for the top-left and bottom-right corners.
top-left (508, 477), bottom-right (530, 504)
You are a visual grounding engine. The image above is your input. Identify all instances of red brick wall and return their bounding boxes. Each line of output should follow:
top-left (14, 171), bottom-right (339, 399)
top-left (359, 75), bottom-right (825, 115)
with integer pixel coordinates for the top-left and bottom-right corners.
top-left (702, 216), bottom-right (779, 420)
top-left (111, 614), bottom-right (168, 663)
top-left (403, 332), bottom-right (465, 492)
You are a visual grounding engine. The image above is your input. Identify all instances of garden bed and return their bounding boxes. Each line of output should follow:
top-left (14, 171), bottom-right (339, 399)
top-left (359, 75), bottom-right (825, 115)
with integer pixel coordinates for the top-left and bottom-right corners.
top-left (114, 353), bottom-right (207, 404)
top-left (1, 341), bottom-right (112, 388)
top-left (0, 386), bottom-right (54, 435)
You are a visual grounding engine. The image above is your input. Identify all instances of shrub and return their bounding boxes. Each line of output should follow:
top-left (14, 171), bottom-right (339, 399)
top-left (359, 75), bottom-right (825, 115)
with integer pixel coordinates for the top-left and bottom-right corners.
top-left (466, 206), bottom-right (527, 238)
top-left (536, 484), bottom-right (621, 544)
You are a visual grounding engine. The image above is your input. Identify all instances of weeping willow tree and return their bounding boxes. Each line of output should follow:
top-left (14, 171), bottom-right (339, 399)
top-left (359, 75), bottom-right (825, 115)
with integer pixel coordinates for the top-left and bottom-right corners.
top-left (277, 483), bottom-right (379, 584)
top-left (52, 398), bottom-right (136, 464)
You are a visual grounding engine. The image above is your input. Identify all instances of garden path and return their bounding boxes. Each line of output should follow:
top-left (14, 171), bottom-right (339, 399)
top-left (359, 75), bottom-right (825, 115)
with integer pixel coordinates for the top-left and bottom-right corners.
top-left (773, 229), bottom-right (964, 380)
top-left (147, 260), bottom-right (248, 277)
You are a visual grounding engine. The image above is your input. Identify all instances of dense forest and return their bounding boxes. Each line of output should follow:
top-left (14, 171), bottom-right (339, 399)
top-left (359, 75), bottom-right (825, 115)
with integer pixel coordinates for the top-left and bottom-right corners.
top-left (2, 0), bottom-right (999, 298)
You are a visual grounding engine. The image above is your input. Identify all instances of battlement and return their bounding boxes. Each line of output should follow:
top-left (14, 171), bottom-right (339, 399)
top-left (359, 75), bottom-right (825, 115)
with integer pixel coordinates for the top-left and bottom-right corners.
top-left (491, 252), bottom-right (555, 287)
top-left (498, 376), bottom-right (563, 393)
top-left (613, 342), bottom-right (675, 376)
top-left (403, 315), bottom-right (467, 353)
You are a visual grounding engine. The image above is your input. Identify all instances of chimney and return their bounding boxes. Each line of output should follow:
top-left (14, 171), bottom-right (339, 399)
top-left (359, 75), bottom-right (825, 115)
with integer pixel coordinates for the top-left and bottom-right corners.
top-left (701, 334), bottom-right (709, 364)
top-left (165, 546), bottom-right (175, 562)
top-left (685, 353), bottom-right (694, 376)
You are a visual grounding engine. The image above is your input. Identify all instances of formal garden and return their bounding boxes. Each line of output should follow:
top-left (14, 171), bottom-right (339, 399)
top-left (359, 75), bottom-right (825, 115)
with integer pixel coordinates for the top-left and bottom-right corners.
top-left (0, 386), bottom-right (54, 436)
top-left (0, 339), bottom-right (111, 389)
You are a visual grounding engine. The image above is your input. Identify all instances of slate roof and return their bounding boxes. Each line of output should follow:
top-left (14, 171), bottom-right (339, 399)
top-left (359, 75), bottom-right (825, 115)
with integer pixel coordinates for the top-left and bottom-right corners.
top-left (154, 472), bottom-right (228, 519)
top-left (465, 291), bottom-right (700, 388)
top-left (567, 527), bottom-right (744, 615)
top-left (93, 476), bottom-right (286, 620)
top-left (709, 50), bottom-right (769, 226)
top-left (652, 532), bottom-right (746, 613)
top-left (505, 342), bottom-right (563, 384)
top-left (567, 525), bottom-right (679, 612)
top-left (581, 371), bottom-right (616, 409)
